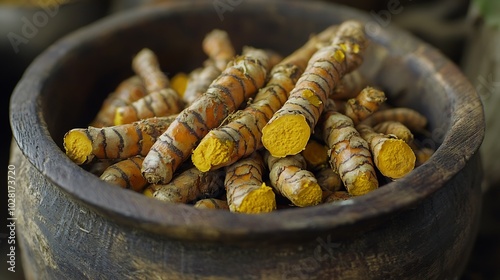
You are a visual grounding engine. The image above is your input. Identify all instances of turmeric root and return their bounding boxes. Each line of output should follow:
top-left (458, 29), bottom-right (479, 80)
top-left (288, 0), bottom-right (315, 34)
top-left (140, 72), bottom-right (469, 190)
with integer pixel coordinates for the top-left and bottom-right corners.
top-left (182, 63), bottom-right (221, 105)
top-left (264, 151), bottom-right (323, 207)
top-left (356, 124), bottom-right (416, 179)
top-left (314, 165), bottom-right (343, 192)
top-left (224, 152), bottom-right (276, 213)
top-left (143, 167), bottom-right (224, 203)
top-left (318, 104), bottom-right (378, 196)
top-left (344, 86), bottom-right (386, 124)
top-left (322, 191), bottom-right (351, 204)
top-left (330, 70), bottom-right (368, 100)
top-left (414, 147), bottom-right (434, 167)
top-left (90, 76), bottom-right (147, 127)
top-left (141, 47), bottom-right (271, 184)
top-left (193, 198), bottom-right (229, 210)
top-left (359, 108), bottom-right (428, 132)
top-left (100, 156), bottom-right (148, 192)
top-left (301, 138), bottom-right (330, 171)
top-left (170, 72), bottom-right (188, 96)
top-left (64, 115), bottom-right (176, 165)
top-left (191, 25), bottom-right (338, 172)
top-left (262, 20), bottom-right (367, 157)
top-left (202, 29), bottom-right (236, 72)
top-left (114, 88), bottom-right (184, 125)
top-left (373, 121), bottom-right (414, 143)
top-left (132, 48), bottom-right (169, 93)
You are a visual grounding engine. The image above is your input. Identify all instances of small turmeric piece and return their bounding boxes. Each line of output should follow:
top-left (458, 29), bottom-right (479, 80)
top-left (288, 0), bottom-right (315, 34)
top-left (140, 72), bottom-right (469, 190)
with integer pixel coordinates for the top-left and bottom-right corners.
top-left (143, 167), bottom-right (224, 204)
top-left (132, 48), bottom-right (169, 93)
top-left (224, 152), bottom-right (276, 214)
top-left (64, 115), bottom-right (176, 165)
top-left (360, 108), bottom-right (428, 132)
top-left (264, 151), bottom-right (323, 207)
top-left (114, 88), bottom-right (184, 125)
top-left (301, 138), bottom-right (330, 171)
top-left (322, 191), bottom-right (351, 204)
top-left (414, 147), bottom-right (434, 167)
top-left (318, 104), bottom-right (379, 196)
top-left (90, 76), bottom-right (147, 127)
top-left (262, 20), bottom-right (367, 157)
top-left (202, 29), bottom-right (236, 72)
top-left (356, 124), bottom-right (416, 179)
top-left (142, 47), bottom-right (270, 184)
top-left (170, 72), bottom-right (188, 96)
top-left (373, 121), bottom-right (414, 143)
top-left (344, 86), bottom-right (386, 125)
top-left (100, 156), bottom-right (148, 192)
top-left (314, 165), bottom-right (344, 192)
top-left (193, 198), bottom-right (229, 210)
top-left (192, 25), bottom-right (338, 172)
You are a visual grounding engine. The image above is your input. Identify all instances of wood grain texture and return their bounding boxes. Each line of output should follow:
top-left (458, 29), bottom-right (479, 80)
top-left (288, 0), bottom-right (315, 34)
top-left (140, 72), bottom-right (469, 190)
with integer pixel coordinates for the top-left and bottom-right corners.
top-left (9, 0), bottom-right (484, 278)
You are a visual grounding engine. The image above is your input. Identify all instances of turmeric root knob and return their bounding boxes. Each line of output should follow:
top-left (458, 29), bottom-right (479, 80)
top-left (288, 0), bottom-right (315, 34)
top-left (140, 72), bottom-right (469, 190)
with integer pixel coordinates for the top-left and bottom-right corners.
top-left (63, 130), bottom-right (93, 165)
top-left (261, 114), bottom-right (311, 157)
top-left (192, 132), bottom-right (234, 172)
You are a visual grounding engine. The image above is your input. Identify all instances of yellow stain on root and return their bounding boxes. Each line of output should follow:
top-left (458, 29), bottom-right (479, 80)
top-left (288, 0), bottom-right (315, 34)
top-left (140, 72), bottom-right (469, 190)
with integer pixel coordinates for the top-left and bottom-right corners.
top-left (114, 108), bottom-right (126, 126)
top-left (302, 89), bottom-right (322, 107)
top-left (352, 44), bottom-right (360, 54)
top-left (349, 171), bottom-right (378, 196)
top-left (237, 183), bottom-right (276, 214)
top-left (63, 130), bottom-right (93, 165)
top-left (171, 72), bottom-right (188, 97)
top-left (376, 138), bottom-right (416, 179)
top-left (291, 181), bottom-right (323, 207)
top-left (192, 136), bottom-right (234, 172)
top-left (261, 114), bottom-right (311, 158)
top-left (333, 49), bottom-right (345, 63)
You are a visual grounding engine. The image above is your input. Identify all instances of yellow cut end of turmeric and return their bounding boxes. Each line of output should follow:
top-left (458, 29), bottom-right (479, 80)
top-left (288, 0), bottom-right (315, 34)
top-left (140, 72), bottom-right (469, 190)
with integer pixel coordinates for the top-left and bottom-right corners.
top-left (302, 140), bottom-right (329, 169)
top-left (349, 171), bottom-right (378, 196)
top-left (237, 183), bottom-right (276, 214)
top-left (376, 138), bottom-right (416, 179)
top-left (333, 49), bottom-right (345, 63)
top-left (302, 89), bottom-right (322, 107)
top-left (262, 114), bottom-right (311, 157)
top-left (352, 44), bottom-right (360, 54)
top-left (63, 130), bottom-right (93, 165)
top-left (143, 187), bottom-right (154, 197)
top-left (171, 72), bottom-right (188, 97)
top-left (192, 136), bottom-right (234, 172)
top-left (291, 180), bottom-right (323, 207)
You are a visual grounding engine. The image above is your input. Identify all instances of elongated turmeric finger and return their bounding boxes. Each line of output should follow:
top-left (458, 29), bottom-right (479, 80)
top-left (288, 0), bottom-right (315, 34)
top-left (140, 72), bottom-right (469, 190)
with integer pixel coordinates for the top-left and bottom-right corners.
top-left (224, 152), bottom-right (276, 213)
top-left (202, 29), bottom-right (236, 72)
top-left (373, 121), bottom-right (414, 143)
top-left (182, 62), bottom-right (221, 105)
top-left (132, 48), bottom-right (169, 93)
top-left (191, 26), bottom-right (338, 172)
top-left (319, 105), bottom-right (378, 196)
top-left (142, 47), bottom-right (271, 184)
top-left (64, 115), bottom-right (176, 165)
top-left (315, 165), bottom-right (343, 192)
top-left (359, 108), bottom-right (428, 132)
top-left (264, 151), bottom-right (323, 207)
top-left (143, 167), bottom-right (224, 204)
top-left (91, 76), bottom-right (147, 127)
top-left (344, 86), bottom-right (386, 125)
top-left (356, 124), bottom-right (416, 179)
top-left (330, 70), bottom-right (368, 100)
top-left (100, 156), bottom-right (148, 192)
top-left (193, 198), bottom-right (229, 210)
top-left (114, 88), bottom-right (184, 125)
top-left (262, 20), bottom-right (367, 157)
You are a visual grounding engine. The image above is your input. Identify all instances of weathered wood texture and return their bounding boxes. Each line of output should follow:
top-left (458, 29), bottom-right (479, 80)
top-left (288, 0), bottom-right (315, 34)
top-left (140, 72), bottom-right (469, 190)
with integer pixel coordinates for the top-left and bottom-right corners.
top-left (9, 0), bottom-right (484, 279)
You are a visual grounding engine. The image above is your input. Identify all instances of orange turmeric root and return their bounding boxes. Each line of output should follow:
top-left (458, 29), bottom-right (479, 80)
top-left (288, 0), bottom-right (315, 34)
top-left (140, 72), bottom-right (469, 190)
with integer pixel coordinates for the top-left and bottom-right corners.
top-left (318, 103), bottom-right (379, 196)
top-left (224, 152), bottom-right (276, 213)
top-left (356, 124), bottom-right (416, 179)
top-left (143, 167), bottom-right (224, 203)
top-left (264, 151), bottom-right (323, 207)
top-left (90, 76), bottom-right (147, 127)
top-left (142, 47), bottom-right (271, 184)
top-left (301, 138), bottom-right (330, 171)
top-left (191, 26), bottom-right (338, 172)
top-left (344, 86), bottom-right (386, 125)
top-left (373, 121), bottom-right (414, 143)
top-left (182, 63), bottom-right (221, 105)
top-left (170, 72), bottom-right (188, 97)
top-left (193, 198), bottom-right (229, 210)
top-left (132, 48), bottom-right (169, 93)
top-left (315, 165), bottom-right (344, 192)
top-left (359, 108), bottom-right (428, 132)
top-left (262, 20), bottom-right (367, 157)
top-left (114, 88), bottom-right (184, 125)
top-left (100, 156), bottom-right (148, 192)
top-left (64, 115), bottom-right (176, 165)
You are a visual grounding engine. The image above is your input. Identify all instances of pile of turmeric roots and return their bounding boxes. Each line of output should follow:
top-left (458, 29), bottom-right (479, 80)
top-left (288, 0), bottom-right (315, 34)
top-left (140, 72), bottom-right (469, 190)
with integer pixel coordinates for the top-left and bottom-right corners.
top-left (63, 20), bottom-right (434, 214)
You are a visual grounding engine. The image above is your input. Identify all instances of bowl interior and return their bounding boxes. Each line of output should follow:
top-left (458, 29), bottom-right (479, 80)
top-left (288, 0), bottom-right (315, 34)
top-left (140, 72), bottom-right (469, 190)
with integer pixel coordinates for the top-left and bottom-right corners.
top-left (10, 0), bottom-right (483, 241)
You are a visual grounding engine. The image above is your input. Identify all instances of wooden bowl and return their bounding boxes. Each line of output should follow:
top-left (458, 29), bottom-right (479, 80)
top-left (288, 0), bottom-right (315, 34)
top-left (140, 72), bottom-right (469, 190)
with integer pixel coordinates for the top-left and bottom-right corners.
top-left (9, 0), bottom-right (484, 279)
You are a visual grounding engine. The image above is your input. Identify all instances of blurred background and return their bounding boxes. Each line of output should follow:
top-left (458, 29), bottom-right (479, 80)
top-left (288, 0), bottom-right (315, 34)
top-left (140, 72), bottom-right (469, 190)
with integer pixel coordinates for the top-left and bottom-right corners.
top-left (1, 0), bottom-right (498, 279)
